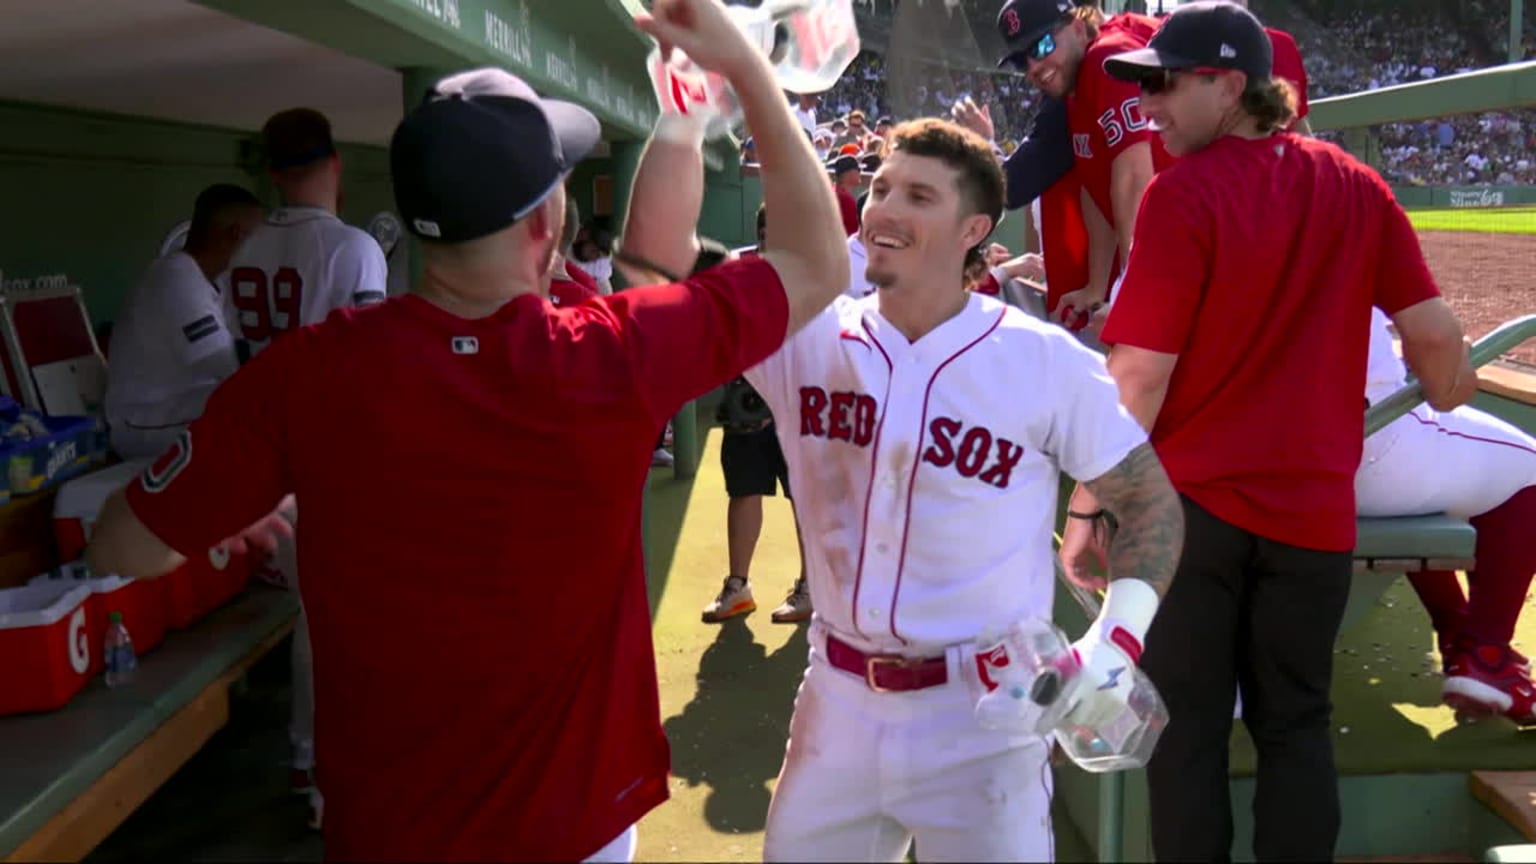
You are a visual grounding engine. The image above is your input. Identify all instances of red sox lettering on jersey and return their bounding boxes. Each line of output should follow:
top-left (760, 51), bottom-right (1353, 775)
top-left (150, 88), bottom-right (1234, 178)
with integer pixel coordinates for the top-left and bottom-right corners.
top-left (745, 293), bottom-right (1146, 654)
top-left (798, 387), bottom-right (1026, 489)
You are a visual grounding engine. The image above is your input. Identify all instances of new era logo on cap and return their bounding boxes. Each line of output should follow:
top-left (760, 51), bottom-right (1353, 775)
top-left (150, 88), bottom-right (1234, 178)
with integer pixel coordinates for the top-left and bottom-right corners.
top-left (1220, 43), bottom-right (1237, 58)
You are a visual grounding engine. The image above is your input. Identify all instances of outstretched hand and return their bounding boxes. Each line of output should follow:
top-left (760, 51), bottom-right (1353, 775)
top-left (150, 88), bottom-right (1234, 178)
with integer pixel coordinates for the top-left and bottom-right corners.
top-left (635, 0), bottom-right (759, 77)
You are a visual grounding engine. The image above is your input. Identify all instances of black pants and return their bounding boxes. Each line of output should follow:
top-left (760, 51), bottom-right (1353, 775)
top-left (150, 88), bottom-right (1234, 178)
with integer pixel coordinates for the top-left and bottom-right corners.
top-left (1141, 496), bottom-right (1351, 863)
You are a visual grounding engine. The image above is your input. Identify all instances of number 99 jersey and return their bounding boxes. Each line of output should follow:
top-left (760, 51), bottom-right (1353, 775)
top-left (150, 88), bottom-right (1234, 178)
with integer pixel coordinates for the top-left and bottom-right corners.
top-left (222, 206), bottom-right (389, 359)
top-left (1067, 13), bottom-right (1175, 227)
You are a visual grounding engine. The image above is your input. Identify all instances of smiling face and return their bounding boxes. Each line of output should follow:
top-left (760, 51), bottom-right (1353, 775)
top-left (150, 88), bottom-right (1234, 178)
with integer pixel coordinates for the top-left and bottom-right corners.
top-left (1138, 68), bottom-right (1243, 156)
top-left (1023, 20), bottom-right (1090, 100)
top-left (860, 150), bottom-right (994, 293)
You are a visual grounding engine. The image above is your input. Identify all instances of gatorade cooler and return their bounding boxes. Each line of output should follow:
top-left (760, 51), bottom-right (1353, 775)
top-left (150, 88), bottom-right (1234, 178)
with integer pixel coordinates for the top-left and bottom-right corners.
top-left (0, 581), bottom-right (99, 715)
top-left (90, 575), bottom-right (166, 655)
top-left (53, 461), bottom-right (256, 632)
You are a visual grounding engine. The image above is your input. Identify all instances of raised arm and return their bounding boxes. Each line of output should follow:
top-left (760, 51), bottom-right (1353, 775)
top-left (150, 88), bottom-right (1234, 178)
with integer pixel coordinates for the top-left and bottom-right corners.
top-left (633, 0), bottom-right (847, 332)
top-left (614, 111), bottom-right (711, 285)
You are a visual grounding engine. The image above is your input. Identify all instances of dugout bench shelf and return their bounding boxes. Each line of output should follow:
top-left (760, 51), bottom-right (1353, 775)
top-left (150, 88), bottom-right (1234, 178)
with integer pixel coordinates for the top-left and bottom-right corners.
top-left (0, 585), bottom-right (297, 862)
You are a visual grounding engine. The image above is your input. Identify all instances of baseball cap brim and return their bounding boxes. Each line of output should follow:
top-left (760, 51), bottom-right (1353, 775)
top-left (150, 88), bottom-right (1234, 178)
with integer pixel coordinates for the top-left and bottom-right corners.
top-left (1103, 47), bottom-right (1199, 81)
top-left (541, 98), bottom-right (601, 170)
top-left (996, 24), bottom-right (1055, 67)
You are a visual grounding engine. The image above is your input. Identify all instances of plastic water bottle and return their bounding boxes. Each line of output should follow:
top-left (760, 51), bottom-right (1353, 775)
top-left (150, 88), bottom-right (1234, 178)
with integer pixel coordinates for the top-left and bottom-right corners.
top-left (103, 611), bottom-right (137, 687)
top-left (1052, 669), bottom-right (1168, 773)
top-left (646, 0), bottom-right (861, 139)
top-left (972, 618), bottom-right (1079, 735)
top-left (973, 617), bottom-right (1169, 773)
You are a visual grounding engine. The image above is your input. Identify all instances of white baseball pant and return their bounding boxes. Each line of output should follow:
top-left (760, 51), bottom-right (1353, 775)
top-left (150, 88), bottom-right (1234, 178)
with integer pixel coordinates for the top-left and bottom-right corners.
top-left (1357, 404), bottom-right (1536, 518)
top-left (583, 824), bottom-right (638, 863)
top-left (763, 622), bottom-right (1055, 863)
top-left (271, 501), bottom-right (315, 775)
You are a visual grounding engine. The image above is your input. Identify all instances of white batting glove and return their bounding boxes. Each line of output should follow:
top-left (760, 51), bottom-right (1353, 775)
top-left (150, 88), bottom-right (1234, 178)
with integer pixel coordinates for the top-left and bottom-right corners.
top-left (1059, 579), bottom-right (1159, 733)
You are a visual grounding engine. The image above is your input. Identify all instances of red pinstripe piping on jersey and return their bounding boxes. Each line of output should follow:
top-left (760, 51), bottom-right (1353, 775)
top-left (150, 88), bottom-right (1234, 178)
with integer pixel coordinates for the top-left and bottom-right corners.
top-left (849, 317), bottom-right (896, 641)
top-left (887, 307), bottom-right (1006, 645)
top-left (1408, 409), bottom-right (1536, 458)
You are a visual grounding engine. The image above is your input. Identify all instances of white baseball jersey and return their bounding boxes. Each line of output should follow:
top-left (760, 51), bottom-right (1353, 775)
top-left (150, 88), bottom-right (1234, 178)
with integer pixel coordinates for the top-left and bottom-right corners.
top-left (224, 206), bottom-right (387, 357)
top-left (844, 235), bottom-right (874, 299)
top-left (745, 292), bottom-right (1147, 654)
top-left (105, 251), bottom-right (239, 457)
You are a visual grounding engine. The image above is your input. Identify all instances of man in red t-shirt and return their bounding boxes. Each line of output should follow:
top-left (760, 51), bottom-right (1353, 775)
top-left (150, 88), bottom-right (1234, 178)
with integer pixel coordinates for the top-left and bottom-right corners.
top-left (828, 153), bottom-right (863, 236)
top-left (83, 0), bottom-right (851, 859)
top-left (970, 0), bottom-right (1310, 330)
top-left (1059, 3), bottom-right (1478, 860)
top-left (996, 0), bottom-right (1171, 326)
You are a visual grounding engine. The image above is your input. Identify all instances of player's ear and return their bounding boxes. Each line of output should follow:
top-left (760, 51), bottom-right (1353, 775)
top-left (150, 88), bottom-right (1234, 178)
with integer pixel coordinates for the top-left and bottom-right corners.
top-left (958, 212), bottom-right (993, 251)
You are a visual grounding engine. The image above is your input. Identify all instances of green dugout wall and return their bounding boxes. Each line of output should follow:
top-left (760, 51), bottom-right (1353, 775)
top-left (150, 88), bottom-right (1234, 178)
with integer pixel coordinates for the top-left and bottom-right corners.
top-left (0, 0), bottom-right (659, 324)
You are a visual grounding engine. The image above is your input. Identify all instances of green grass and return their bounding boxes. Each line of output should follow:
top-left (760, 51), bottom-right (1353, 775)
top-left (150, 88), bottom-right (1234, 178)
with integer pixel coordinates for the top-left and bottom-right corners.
top-left (1406, 206), bottom-right (1536, 234)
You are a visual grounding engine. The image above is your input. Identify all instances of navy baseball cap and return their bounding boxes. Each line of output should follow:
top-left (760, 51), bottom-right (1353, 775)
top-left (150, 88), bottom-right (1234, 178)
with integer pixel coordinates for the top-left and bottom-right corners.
top-left (390, 68), bottom-right (601, 244)
top-left (828, 154), bottom-right (861, 175)
top-left (996, 0), bottom-right (1075, 68)
top-left (1103, 1), bottom-right (1272, 83)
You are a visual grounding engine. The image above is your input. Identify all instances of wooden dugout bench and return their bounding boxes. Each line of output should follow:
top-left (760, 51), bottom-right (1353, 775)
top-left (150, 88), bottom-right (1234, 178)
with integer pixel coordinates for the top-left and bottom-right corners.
top-left (0, 587), bottom-right (298, 862)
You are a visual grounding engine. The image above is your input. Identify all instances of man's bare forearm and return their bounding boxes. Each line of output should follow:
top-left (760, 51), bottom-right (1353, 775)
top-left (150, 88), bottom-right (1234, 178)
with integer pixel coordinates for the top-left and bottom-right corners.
top-left (1110, 144), bottom-right (1153, 266)
top-left (736, 53), bottom-right (847, 326)
top-left (618, 115), bottom-right (709, 282)
top-left (1082, 443), bottom-right (1183, 597)
top-left (1081, 188), bottom-right (1115, 302)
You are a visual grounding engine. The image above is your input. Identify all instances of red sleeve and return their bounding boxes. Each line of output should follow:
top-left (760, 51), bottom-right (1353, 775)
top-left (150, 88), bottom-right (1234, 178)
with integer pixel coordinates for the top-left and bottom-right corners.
top-left (125, 332), bottom-right (296, 556)
top-left (1267, 29), bottom-right (1309, 120)
top-left (1085, 60), bottom-right (1153, 160)
top-left (836, 187), bottom-right (860, 236)
top-left (604, 255), bottom-right (790, 426)
top-left (1372, 188), bottom-right (1441, 315)
top-left (1098, 172), bottom-right (1209, 354)
top-left (563, 260), bottom-right (601, 294)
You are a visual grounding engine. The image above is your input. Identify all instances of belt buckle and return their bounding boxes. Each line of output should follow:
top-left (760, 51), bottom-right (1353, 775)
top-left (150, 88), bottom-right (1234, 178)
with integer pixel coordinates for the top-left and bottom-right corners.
top-left (864, 654), bottom-right (914, 693)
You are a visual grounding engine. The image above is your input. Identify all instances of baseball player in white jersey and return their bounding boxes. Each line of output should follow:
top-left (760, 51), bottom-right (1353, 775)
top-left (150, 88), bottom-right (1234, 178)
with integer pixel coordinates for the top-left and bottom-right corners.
top-left (744, 119), bottom-right (1184, 861)
top-left (1357, 308), bottom-right (1536, 723)
top-left (225, 108), bottom-right (386, 360)
top-left (104, 185), bottom-right (262, 460)
top-left (224, 108), bottom-right (386, 829)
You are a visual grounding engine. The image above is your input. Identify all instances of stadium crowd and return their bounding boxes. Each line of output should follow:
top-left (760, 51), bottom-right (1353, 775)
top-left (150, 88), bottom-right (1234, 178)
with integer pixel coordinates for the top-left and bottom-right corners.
top-left (793, 0), bottom-right (1536, 186)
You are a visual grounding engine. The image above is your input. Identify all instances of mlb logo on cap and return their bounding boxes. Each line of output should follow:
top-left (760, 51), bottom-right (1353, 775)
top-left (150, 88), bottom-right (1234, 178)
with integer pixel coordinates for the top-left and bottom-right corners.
top-left (451, 336), bottom-right (479, 354)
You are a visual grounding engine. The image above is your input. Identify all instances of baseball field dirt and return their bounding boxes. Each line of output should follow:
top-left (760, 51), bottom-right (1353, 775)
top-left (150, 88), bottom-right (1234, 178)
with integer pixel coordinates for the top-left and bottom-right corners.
top-left (1417, 230), bottom-right (1536, 368)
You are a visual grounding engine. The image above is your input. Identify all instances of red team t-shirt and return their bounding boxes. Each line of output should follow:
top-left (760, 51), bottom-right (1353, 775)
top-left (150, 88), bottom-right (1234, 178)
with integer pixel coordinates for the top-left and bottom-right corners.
top-left (1100, 134), bottom-right (1439, 552)
top-left (549, 259), bottom-right (600, 307)
top-left (125, 257), bottom-right (790, 861)
top-left (1067, 15), bottom-right (1176, 233)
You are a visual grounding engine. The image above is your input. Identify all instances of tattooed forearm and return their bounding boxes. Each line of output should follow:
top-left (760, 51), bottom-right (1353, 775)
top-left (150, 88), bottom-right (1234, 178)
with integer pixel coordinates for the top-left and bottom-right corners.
top-left (1082, 443), bottom-right (1184, 597)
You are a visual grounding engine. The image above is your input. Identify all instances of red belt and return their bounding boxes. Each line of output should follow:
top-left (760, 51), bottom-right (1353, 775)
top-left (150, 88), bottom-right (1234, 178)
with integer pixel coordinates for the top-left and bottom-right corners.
top-left (826, 633), bottom-right (949, 692)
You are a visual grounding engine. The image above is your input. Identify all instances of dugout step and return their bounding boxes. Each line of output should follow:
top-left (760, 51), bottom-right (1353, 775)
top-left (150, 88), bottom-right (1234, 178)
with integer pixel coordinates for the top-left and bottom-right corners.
top-left (1473, 772), bottom-right (1536, 845)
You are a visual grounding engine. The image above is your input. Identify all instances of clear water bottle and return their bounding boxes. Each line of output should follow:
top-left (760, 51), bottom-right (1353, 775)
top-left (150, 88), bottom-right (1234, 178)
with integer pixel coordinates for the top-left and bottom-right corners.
top-left (645, 0), bottom-right (861, 139)
top-left (104, 611), bottom-right (137, 688)
top-left (972, 616), bottom-right (1169, 773)
top-left (1054, 671), bottom-right (1168, 774)
top-left (972, 618), bottom-right (1079, 735)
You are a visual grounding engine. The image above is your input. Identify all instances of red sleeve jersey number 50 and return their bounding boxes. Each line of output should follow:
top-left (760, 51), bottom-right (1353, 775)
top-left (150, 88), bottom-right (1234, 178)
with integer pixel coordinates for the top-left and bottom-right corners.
top-left (230, 266), bottom-right (305, 343)
top-left (1097, 96), bottom-right (1147, 150)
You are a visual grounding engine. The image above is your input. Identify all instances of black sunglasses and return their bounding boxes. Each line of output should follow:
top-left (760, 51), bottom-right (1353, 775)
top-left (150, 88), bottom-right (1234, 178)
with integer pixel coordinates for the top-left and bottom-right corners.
top-left (1138, 67), bottom-right (1227, 95)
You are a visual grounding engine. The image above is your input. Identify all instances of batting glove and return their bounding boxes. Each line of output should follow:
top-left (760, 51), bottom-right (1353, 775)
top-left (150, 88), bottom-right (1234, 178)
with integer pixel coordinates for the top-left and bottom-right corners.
top-left (1060, 579), bottom-right (1159, 732)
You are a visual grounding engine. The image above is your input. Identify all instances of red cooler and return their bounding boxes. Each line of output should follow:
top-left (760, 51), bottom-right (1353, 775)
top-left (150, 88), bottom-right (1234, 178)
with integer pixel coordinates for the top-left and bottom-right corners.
top-left (0, 581), bottom-right (99, 715)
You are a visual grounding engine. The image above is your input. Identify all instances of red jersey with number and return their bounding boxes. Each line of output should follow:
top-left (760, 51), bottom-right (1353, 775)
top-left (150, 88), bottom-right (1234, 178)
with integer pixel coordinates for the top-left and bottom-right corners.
top-left (222, 206), bottom-right (389, 358)
top-left (126, 257), bottom-right (790, 861)
top-left (550, 260), bottom-right (600, 307)
top-left (1100, 134), bottom-right (1439, 551)
top-left (1267, 27), bottom-right (1310, 121)
top-left (1067, 15), bottom-right (1175, 230)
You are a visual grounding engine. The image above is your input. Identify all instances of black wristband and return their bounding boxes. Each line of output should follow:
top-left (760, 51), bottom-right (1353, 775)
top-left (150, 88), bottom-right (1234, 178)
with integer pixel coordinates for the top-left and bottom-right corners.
top-left (1067, 509), bottom-right (1106, 520)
